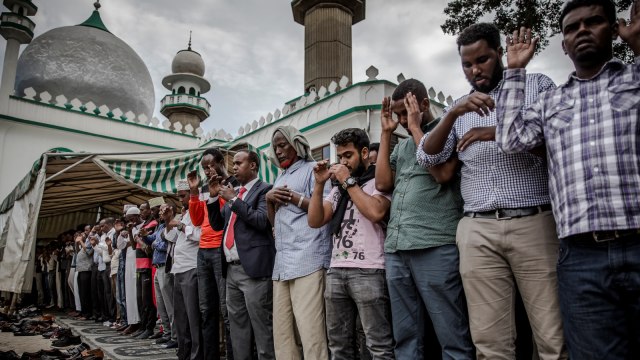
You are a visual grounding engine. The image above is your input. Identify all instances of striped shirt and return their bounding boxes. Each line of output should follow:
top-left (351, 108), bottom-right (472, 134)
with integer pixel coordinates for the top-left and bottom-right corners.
top-left (272, 159), bottom-right (331, 281)
top-left (416, 74), bottom-right (555, 212)
top-left (495, 57), bottom-right (640, 238)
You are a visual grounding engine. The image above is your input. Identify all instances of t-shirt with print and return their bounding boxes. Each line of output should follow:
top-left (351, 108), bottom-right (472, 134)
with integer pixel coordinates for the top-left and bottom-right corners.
top-left (324, 179), bottom-right (390, 269)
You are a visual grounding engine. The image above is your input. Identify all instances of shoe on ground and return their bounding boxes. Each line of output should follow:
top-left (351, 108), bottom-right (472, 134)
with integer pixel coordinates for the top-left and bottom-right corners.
top-left (52, 335), bottom-right (82, 347)
top-left (135, 329), bottom-right (153, 340)
top-left (122, 324), bottom-right (140, 335)
top-left (161, 340), bottom-right (178, 349)
top-left (115, 323), bottom-right (129, 332)
top-left (154, 336), bottom-right (170, 345)
top-left (148, 331), bottom-right (164, 340)
top-left (102, 321), bottom-right (112, 327)
top-left (130, 329), bottom-right (144, 337)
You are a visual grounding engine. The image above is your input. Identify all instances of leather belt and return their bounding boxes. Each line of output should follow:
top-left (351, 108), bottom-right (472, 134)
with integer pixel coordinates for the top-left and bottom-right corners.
top-left (229, 260), bottom-right (241, 266)
top-left (464, 204), bottom-right (552, 220)
top-left (565, 229), bottom-right (640, 243)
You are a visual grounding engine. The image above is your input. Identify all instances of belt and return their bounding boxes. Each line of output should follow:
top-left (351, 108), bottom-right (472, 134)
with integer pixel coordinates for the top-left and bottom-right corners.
top-left (153, 263), bottom-right (165, 268)
top-left (229, 260), bottom-right (241, 266)
top-left (464, 204), bottom-right (551, 220)
top-left (565, 229), bottom-right (640, 243)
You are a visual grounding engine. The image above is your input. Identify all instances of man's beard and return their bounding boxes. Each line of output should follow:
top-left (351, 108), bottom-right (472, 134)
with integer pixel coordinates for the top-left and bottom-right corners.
top-left (471, 61), bottom-right (504, 93)
top-left (351, 158), bottom-right (366, 178)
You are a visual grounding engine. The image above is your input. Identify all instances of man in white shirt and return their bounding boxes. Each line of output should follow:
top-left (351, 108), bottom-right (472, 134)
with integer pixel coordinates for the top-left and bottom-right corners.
top-left (166, 180), bottom-right (203, 360)
top-left (98, 218), bottom-right (117, 326)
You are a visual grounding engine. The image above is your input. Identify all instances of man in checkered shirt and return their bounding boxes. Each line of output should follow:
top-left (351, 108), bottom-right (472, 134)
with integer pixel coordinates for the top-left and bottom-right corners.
top-left (494, 0), bottom-right (640, 358)
top-left (415, 23), bottom-right (567, 359)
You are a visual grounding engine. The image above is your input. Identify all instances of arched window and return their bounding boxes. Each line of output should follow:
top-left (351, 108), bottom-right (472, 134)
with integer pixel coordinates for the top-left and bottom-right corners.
top-left (189, 87), bottom-right (196, 96)
top-left (177, 86), bottom-right (186, 94)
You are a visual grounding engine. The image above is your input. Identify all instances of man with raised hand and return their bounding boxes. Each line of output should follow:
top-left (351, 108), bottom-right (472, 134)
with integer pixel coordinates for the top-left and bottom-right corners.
top-left (375, 79), bottom-right (474, 359)
top-left (495, 0), bottom-right (640, 357)
top-left (210, 150), bottom-right (275, 360)
top-left (416, 22), bottom-right (565, 359)
top-left (308, 128), bottom-right (394, 360)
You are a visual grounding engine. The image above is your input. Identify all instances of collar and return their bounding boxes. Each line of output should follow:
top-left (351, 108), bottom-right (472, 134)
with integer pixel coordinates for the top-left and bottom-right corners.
top-left (241, 178), bottom-right (259, 194)
top-left (564, 57), bottom-right (624, 86)
top-left (282, 158), bottom-right (306, 174)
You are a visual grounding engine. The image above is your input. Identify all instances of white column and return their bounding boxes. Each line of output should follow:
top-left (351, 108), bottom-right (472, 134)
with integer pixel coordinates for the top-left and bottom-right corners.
top-left (0, 38), bottom-right (21, 112)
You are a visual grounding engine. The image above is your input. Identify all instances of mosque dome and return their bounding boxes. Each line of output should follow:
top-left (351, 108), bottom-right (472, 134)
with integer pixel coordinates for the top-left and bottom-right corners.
top-left (171, 49), bottom-right (205, 76)
top-left (14, 10), bottom-right (155, 117)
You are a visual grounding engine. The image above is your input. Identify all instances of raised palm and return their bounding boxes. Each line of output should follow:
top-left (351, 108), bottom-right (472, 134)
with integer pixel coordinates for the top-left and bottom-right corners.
top-left (619, 0), bottom-right (640, 54)
top-left (506, 27), bottom-right (538, 69)
top-left (381, 96), bottom-right (398, 133)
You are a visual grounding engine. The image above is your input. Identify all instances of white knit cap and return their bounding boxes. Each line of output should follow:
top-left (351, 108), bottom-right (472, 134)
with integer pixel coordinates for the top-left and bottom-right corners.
top-left (125, 207), bottom-right (140, 216)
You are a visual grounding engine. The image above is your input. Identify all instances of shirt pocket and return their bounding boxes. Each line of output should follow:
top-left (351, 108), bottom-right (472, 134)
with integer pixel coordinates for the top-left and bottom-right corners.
top-left (609, 82), bottom-right (640, 112)
top-left (545, 99), bottom-right (575, 134)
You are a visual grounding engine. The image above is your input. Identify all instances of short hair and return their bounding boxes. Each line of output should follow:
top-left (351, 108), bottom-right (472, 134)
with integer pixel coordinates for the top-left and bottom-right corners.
top-left (202, 147), bottom-right (225, 164)
top-left (559, 0), bottom-right (616, 30)
top-left (392, 79), bottom-right (428, 103)
top-left (331, 128), bottom-right (370, 152)
top-left (103, 217), bottom-right (114, 226)
top-left (369, 142), bottom-right (379, 152)
top-left (236, 149), bottom-right (261, 170)
top-left (457, 23), bottom-right (501, 51)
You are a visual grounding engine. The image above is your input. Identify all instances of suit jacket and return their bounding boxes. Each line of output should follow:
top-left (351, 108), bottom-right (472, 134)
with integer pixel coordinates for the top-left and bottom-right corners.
top-left (208, 179), bottom-right (275, 279)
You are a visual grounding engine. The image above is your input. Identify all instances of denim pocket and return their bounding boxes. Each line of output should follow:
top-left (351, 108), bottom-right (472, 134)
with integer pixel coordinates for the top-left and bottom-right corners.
top-left (557, 241), bottom-right (570, 265)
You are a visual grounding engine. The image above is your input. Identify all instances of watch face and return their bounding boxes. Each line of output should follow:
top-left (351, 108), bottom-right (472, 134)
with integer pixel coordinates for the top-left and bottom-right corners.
top-left (347, 177), bottom-right (356, 185)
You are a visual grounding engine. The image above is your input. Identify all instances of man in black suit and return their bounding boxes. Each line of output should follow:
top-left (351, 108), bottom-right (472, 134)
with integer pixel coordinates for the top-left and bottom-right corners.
top-left (211, 149), bottom-right (276, 360)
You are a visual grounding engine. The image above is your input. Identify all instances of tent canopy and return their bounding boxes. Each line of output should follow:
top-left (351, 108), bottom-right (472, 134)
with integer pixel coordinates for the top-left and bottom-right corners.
top-left (0, 144), bottom-right (280, 293)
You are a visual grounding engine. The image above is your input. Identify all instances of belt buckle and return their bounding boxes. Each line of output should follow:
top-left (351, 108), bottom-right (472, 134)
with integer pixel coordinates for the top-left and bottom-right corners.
top-left (495, 209), bottom-right (512, 221)
top-left (593, 231), bottom-right (617, 242)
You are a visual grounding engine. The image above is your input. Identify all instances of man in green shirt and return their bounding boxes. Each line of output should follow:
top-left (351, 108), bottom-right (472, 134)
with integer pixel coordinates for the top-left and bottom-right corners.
top-left (375, 79), bottom-right (474, 359)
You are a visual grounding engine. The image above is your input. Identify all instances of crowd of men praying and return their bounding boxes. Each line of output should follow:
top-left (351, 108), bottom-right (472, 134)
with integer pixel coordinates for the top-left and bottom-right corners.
top-left (28, 0), bottom-right (640, 359)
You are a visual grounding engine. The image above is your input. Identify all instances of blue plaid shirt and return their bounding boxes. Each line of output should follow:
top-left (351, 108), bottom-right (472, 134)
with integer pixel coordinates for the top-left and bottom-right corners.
top-left (416, 73), bottom-right (555, 212)
top-left (495, 57), bottom-right (640, 238)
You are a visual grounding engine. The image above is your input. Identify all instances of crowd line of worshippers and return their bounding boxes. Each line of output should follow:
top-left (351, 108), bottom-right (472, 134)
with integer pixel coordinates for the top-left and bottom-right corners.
top-left (30, 0), bottom-right (640, 359)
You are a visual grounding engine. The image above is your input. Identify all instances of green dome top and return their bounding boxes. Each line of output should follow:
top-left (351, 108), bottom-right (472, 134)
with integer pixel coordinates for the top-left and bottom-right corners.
top-left (78, 10), bottom-right (110, 33)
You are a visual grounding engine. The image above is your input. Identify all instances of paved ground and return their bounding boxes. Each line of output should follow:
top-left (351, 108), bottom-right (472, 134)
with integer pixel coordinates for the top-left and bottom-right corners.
top-left (0, 313), bottom-right (178, 359)
top-left (56, 316), bottom-right (178, 360)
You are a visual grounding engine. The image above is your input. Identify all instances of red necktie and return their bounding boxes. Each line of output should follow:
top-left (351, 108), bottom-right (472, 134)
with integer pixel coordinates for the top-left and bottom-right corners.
top-left (225, 187), bottom-right (247, 250)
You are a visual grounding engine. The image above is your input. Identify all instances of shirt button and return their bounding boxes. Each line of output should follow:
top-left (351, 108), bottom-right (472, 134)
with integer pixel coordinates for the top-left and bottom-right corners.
top-left (590, 119), bottom-right (595, 124)
top-left (590, 141), bottom-right (595, 146)
top-left (593, 166), bottom-right (599, 172)
top-left (588, 98), bottom-right (594, 103)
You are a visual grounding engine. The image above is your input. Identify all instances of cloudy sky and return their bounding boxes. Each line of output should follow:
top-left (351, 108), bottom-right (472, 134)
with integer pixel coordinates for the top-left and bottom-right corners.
top-left (2, 0), bottom-right (577, 136)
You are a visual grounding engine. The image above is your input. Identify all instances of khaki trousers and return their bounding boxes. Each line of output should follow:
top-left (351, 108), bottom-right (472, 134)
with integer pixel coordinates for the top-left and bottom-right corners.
top-left (457, 211), bottom-right (567, 360)
top-left (273, 269), bottom-right (328, 360)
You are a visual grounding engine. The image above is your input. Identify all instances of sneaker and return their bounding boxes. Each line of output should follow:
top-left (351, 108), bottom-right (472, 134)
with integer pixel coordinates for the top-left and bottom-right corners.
top-left (161, 340), bottom-right (178, 349)
top-left (135, 329), bottom-right (153, 340)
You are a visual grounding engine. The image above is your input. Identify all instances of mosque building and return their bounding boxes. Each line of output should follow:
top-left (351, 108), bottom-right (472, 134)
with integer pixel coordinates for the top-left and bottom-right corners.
top-left (0, 0), bottom-right (455, 202)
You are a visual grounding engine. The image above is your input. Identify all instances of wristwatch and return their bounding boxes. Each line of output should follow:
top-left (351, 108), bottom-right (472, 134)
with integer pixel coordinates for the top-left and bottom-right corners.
top-left (342, 177), bottom-right (357, 190)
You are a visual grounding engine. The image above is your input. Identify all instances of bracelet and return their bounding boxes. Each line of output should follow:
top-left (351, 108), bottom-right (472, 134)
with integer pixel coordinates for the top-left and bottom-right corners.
top-left (297, 194), bottom-right (305, 207)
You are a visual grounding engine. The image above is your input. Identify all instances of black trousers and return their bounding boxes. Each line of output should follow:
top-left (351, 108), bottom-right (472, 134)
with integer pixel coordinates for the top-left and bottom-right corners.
top-left (136, 269), bottom-right (157, 331)
top-left (77, 271), bottom-right (93, 317)
top-left (91, 264), bottom-right (103, 319)
top-left (99, 269), bottom-right (115, 321)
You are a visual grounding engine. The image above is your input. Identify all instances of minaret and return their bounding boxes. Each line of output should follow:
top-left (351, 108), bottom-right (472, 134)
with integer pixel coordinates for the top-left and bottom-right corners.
top-left (292, 0), bottom-right (365, 93)
top-left (0, 0), bottom-right (37, 110)
top-left (160, 33), bottom-right (211, 134)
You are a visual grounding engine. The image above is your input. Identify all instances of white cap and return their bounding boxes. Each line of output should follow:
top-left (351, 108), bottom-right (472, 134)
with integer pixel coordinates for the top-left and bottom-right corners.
top-left (125, 207), bottom-right (140, 216)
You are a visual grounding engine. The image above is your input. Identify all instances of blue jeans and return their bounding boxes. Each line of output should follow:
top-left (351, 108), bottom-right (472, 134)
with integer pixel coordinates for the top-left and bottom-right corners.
top-left (325, 268), bottom-right (394, 360)
top-left (197, 247), bottom-right (232, 360)
top-left (557, 236), bottom-right (640, 359)
top-left (385, 245), bottom-right (475, 360)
